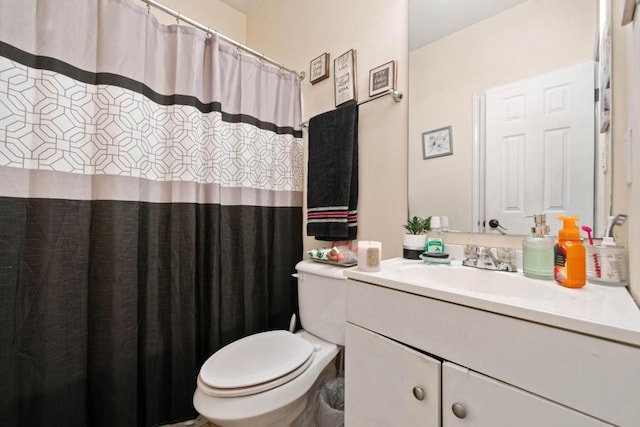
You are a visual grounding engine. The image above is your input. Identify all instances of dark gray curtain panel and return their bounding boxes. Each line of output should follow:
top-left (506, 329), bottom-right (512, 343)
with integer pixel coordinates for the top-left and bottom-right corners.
top-left (0, 0), bottom-right (303, 426)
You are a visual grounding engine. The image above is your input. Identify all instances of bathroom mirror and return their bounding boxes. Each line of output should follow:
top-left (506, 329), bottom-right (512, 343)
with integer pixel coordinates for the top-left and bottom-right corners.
top-left (408, 0), bottom-right (604, 236)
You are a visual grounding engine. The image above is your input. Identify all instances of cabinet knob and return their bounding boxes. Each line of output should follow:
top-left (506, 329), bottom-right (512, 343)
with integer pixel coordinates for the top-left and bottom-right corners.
top-left (452, 402), bottom-right (467, 419)
top-left (412, 386), bottom-right (426, 401)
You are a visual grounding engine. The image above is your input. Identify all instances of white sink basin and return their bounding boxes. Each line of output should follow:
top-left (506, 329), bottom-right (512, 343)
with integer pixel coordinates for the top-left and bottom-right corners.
top-left (391, 259), bottom-right (604, 304)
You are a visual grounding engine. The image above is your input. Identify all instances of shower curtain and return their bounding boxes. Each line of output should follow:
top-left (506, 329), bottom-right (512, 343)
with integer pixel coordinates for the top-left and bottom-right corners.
top-left (0, 0), bottom-right (303, 425)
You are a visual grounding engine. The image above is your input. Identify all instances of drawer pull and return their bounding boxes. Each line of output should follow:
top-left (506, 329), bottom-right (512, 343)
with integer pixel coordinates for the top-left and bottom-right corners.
top-left (412, 386), bottom-right (425, 401)
top-left (452, 402), bottom-right (467, 419)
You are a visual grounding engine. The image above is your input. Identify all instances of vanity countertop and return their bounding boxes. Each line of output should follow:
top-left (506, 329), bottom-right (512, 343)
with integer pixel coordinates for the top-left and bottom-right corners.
top-left (344, 257), bottom-right (640, 347)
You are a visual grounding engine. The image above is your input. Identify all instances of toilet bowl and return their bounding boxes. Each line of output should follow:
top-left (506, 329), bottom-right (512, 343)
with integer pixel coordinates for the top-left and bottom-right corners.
top-left (193, 260), bottom-right (346, 427)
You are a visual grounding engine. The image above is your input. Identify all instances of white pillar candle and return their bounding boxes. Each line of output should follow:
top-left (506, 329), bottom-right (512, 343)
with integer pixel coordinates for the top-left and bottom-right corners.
top-left (358, 241), bottom-right (382, 272)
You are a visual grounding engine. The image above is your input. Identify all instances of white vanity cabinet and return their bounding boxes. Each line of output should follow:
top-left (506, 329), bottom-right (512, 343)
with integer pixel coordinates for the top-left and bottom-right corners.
top-left (344, 260), bottom-right (640, 427)
top-left (345, 322), bottom-right (608, 427)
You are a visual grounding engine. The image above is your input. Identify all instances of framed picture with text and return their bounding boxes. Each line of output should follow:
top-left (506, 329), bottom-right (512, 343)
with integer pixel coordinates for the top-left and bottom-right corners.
top-left (310, 53), bottom-right (330, 84)
top-left (369, 60), bottom-right (396, 97)
top-left (422, 126), bottom-right (453, 159)
top-left (334, 49), bottom-right (357, 107)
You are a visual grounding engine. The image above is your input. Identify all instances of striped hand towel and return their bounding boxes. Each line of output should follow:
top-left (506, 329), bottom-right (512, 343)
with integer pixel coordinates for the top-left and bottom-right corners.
top-left (307, 103), bottom-right (358, 241)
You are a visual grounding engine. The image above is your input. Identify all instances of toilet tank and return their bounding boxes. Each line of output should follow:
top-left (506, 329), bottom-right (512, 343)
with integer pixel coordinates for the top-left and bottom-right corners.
top-left (295, 260), bottom-right (347, 346)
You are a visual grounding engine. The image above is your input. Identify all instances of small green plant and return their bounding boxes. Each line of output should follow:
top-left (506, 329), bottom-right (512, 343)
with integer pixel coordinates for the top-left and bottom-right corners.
top-left (403, 216), bottom-right (431, 235)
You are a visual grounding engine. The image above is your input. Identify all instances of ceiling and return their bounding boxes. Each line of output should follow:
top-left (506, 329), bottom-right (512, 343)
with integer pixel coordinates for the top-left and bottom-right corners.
top-left (219, 0), bottom-right (257, 14)
top-left (408, 0), bottom-right (527, 50)
top-left (220, 0), bottom-right (528, 51)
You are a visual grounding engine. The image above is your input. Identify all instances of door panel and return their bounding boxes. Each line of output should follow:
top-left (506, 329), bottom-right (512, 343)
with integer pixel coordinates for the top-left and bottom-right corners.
top-left (345, 323), bottom-right (441, 427)
top-left (485, 62), bottom-right (595, 235)
top-left (442, 362), bottom-right (610, 426)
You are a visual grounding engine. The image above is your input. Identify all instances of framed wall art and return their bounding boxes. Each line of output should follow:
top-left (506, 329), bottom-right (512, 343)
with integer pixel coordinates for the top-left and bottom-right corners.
top-left (310, 53), bottom-right (330, 84)
top-left (422, 126), bottom-right (453, 159)
top-left (369, 60), bottom-right (396, 97)
top-left (334, 49), bottom-right (357, 107)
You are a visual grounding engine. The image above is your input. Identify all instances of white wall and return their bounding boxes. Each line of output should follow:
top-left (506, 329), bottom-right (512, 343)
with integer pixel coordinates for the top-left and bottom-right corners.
top-left (611, 0), bottom-right (629, 249)
top-left (149, 0), bottom-right (246, 42)
top-left (246, 0), bottom-right (409, 258)
top-left (408, 0), bottom-right (597, 232)
top-left (625, 3), bottom-right (640, 300)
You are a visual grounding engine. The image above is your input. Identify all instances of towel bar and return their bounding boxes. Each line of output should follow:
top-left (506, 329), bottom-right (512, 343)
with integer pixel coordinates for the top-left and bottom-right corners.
top-left (300, 89), bottom-right (403, 128)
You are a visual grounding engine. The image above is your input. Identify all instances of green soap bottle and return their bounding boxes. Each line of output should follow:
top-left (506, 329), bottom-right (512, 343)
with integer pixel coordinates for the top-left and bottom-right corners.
top-left (522, 214), bottom-right (554, 280)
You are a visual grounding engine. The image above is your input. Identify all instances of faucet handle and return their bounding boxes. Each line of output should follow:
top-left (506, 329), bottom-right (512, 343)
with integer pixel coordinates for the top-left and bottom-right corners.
top-left (495, 247), bottom-right (517, 272)
top-left (476, 246), bottom-right (489, 256)
top-left (464, 244), bottom-right (478, 259)
top-left (496, 247), bottom-right (515, 263)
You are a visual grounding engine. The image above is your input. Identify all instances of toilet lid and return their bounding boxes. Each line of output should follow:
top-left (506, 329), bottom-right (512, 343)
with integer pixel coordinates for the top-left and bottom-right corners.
top-left (196, 353), bottom-right (314, 397)
top-left (199, 330), bottom-right (314, 391)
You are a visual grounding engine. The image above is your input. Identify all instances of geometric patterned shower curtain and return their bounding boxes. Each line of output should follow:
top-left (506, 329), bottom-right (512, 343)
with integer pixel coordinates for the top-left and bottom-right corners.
top-left (0, 0), bottom-right (303, 425)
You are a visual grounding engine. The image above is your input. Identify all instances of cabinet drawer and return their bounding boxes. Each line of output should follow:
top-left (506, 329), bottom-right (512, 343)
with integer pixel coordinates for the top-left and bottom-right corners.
top-left (345, 323), bottom-right (441, 427)
top-left (347, 279), bottom-right (640, 426)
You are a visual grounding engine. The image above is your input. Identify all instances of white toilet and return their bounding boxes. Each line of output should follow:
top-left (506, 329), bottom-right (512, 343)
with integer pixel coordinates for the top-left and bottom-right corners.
top-left (193, 260), bottom-right (346, 427)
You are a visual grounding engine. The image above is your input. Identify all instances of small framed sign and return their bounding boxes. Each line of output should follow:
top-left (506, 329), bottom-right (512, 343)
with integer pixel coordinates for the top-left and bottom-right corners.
top-left (334, 49), bottom-right (357, 107)
top-left (422, 126), bottom-right (453, 159)
top-left (310, 53), bottom-right (330, 84)
top-left (369, 60), bottom-right (396, 97)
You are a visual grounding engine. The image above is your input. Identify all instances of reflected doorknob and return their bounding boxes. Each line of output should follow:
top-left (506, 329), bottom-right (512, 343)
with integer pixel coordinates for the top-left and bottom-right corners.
top-left (488, 218), bottom-right (506, 229)
top-left (488, 218), bottom-right (507, 234)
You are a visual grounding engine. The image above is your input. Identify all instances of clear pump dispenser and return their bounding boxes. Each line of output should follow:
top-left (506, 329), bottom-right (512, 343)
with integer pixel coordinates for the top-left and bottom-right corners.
top-left (522, 214), bottom-right (554, 280)
top-left (425, 216), bottom-right (445, 253)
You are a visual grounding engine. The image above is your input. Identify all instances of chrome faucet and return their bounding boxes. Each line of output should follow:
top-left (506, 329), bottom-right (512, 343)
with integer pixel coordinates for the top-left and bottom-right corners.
top-left (462, 245), bottom-right (517, 272)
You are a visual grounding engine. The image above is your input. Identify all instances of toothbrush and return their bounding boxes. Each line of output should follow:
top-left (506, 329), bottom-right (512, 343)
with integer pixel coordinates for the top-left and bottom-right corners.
top-left (605, 214), bottom-right (628, 238)
top-left (581, 225), bottom-right (600, 278)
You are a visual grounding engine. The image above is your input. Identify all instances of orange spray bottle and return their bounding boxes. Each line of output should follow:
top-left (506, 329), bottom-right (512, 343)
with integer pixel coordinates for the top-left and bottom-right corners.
top-left (554, 216), bottom-right (586, 288)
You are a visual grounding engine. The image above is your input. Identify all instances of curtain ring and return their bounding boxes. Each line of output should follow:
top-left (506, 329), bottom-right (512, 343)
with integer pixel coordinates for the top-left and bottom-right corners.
top-left (146, 4), bottom-right (150, 13)
top-left (176, 12), bottom-right (180, 24)
top-left (205, 27), bottom-right (212, 38)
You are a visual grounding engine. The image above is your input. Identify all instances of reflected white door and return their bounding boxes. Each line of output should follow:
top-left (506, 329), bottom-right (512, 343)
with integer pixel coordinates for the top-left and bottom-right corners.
top-left (484, 62), bottom-right (595, 236)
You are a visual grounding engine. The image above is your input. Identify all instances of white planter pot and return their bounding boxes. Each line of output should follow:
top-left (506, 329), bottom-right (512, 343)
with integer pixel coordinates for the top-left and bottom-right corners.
top-left (403, 233), bottom-right (427, 250)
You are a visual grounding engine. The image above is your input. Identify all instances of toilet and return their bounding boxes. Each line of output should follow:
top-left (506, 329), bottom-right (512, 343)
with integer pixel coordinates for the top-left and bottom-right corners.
top-left (193, 260), bottom-right (346, 427)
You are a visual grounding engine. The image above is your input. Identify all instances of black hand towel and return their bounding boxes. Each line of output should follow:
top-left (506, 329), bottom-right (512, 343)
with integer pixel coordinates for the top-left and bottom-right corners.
top-left (307, 103), bottom-right (358, 241)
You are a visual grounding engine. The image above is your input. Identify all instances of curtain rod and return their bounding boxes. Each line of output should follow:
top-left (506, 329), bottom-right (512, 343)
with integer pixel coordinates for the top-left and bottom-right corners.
top-left (140, 0), bottom-right (305, 80)
top-left (300, 89), bottom-right (403, 128)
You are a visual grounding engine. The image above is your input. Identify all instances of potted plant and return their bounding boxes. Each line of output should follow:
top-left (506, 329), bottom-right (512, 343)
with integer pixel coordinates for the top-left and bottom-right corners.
top-left (403, 216), bottom-right (431, 259)
top-left (404, 216), bottom-right (429, 235)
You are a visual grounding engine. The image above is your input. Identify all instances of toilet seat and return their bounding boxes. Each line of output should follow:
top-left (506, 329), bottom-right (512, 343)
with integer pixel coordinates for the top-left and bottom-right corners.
top-left (197, 354), bottom-right (314, 397)
top-left (198, 330), bottom-right (315, 397)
